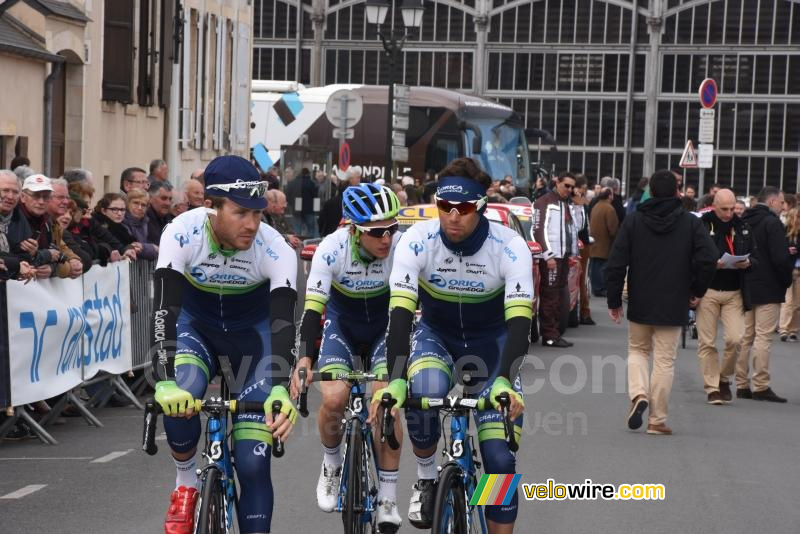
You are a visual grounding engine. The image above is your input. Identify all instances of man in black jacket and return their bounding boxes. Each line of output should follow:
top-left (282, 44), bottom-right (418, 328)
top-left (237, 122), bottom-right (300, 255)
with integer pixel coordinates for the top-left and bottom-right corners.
top-left (605, 170), bottom-right (717, 435)
top-left (733, 187), bottom-right (793, 403)
top-left (696, 189), bottom-right (756, 405)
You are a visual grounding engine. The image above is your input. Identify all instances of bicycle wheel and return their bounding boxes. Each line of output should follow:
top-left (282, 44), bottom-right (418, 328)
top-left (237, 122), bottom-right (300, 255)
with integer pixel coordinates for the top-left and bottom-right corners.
top-left (343, 418), bottom-right (365, 534)
top-left (432, 464), bottom-right (468, 534)
top-left (197, 467), bottom-right (226, 534)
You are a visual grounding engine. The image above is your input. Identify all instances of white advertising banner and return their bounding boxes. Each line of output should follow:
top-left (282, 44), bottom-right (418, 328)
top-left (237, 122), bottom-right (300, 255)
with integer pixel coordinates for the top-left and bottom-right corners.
top-left (7, 263), bottom-right (133, 406)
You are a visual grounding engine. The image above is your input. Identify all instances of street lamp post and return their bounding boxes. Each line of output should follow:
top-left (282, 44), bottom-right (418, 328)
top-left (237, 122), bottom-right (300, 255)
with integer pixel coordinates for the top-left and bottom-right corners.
top-left (365, 0), bottom-right (424, 182)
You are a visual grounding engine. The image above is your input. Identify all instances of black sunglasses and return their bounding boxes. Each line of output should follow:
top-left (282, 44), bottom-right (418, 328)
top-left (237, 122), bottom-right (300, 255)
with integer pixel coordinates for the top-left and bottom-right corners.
top-left (354, 222), bottom-right (399, 238)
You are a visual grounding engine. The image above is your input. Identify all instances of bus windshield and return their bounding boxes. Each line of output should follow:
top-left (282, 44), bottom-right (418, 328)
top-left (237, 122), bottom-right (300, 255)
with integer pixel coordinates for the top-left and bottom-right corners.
top-left (465, 119), bottom-right (531, 191)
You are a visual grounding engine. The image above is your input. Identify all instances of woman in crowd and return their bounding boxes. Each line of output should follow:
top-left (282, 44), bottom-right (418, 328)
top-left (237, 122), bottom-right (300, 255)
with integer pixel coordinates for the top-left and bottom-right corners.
top-left (779, 207), bottom-right (800, 342)
top-left (93, 193), bottom-right (143, 258)
top-left (122, 189), bottom-right (158, 260)
top-left (67, 186), bottom-right (136, 264)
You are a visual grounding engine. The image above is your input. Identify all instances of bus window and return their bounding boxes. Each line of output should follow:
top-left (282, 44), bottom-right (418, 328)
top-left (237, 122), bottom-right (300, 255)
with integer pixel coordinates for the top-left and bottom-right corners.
top-left (427, 136), bottom-right (460, 173)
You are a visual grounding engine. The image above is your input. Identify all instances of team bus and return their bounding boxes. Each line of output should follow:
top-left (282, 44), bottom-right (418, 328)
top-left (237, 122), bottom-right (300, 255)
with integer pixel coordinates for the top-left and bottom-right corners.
top-left (250, 81), bottom-right (548, 192)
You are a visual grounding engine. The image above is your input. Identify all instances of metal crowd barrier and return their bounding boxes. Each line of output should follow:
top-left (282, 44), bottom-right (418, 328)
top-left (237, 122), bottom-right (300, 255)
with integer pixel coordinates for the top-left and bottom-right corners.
top-left (0, 260), bottom-right (156, 444)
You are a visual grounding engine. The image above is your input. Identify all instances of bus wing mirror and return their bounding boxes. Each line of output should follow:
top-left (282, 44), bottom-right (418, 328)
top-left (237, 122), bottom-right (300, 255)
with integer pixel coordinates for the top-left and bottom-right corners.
top-left (459, 121), bottom-right (482, 155)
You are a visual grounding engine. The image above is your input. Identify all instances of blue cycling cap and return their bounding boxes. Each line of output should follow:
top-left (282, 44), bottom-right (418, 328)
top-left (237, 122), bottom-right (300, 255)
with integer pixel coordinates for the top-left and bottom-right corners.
top-left (204, 155), bottom-right (268, 210)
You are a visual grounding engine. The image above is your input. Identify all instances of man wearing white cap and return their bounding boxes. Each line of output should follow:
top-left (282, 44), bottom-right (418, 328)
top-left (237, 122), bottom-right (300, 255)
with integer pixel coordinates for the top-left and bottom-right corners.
top-left (19, 174), bottom-right (82, 279)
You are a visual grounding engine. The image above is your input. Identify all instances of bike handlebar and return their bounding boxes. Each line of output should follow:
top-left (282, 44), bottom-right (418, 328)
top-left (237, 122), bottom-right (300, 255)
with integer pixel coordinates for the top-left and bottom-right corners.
top-left (297, 368), bottom-right (309, 418)
top-left (403, 393), bottom-right (519, 453)
top-left (142, 398), bottom-right (283, 457)
top-left (317, 371), bottom-right (388, 382)
top-left (380, 393), bottom-right (400, 451)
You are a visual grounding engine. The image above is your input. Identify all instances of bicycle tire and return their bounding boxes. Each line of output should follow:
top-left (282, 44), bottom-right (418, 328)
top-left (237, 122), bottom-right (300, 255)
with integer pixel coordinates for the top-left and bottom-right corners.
top-left (343, 418), bottom-right (365, 534)
top-left (432, 464), bottom-right (468, 534)
top-left (197, 466), bottom-right (226, 534)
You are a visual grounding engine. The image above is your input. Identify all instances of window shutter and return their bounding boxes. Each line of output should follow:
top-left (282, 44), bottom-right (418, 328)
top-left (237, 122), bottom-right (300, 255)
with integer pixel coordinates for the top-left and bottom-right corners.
top-left (102, 0), bottom-right (135, 103)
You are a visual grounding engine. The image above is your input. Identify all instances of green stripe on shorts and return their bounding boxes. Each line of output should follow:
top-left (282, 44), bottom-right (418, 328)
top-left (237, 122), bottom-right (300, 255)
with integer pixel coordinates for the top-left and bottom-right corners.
top-left (174, 353), bottom-right (210, 381)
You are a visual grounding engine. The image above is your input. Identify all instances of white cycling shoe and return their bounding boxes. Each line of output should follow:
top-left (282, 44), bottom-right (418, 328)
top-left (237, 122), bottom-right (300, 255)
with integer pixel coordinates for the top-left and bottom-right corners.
top-left (316, 461), bottom-right (342, 513)
top-left (376, 499), bottom-right (402, 533)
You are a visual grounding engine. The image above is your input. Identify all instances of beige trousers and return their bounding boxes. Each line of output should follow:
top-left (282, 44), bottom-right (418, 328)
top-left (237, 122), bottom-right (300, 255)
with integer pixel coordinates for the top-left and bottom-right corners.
top-left (731, 303), bottom-right (780, 391)
top-left (695, 289), bottom-right (745, 393)
top-left (778, 269), bottom-right (800, 335)
top-left (627, 321), bottom-right (681, 426)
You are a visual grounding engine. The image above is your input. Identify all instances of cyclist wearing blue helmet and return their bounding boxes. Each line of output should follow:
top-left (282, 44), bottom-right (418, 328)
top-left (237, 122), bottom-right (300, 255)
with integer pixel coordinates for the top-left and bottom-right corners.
top-left (290, 183), bottom-right (404, 532)
top-left (151, 155), bottom-right (298, 534)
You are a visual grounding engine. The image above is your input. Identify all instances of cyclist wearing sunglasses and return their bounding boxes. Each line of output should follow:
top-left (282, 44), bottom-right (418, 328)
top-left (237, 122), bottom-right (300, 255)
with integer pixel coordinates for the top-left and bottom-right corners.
top-left (290, 183), bottom-right (405, 532)
top-left (369, 157), bottom-right (533, 533)
top-left (151, 155), bottom-right (298, 534)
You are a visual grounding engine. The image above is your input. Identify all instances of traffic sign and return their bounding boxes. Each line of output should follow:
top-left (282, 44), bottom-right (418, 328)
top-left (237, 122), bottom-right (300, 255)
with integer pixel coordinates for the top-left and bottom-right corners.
top-left (339, 142), bottom-right (351, 171)
top-left (700, 108), bottom-right (715, 119)
top-left (679, 140), bottom-right (698, 168)
top-left (393, 115), bottom-right (409, 130)
top-left (332, 128), bottom-right (354, 140)
top-left (391, 146), bottom-right (409, 162)
top-left (698, 143), bottom-right (713, 169)
top-left (392, 131), bottom-right (406, 147)
top-left (698, 78), bottom-right (718, 109)
top-left (394, 84), bottom-right (410, 99)
top-left (325, 89), bottom-right (363, 129)
top-left (393, 98), bottom-right (410, 115)
top-left (698, 119), bottom-right (715, 143)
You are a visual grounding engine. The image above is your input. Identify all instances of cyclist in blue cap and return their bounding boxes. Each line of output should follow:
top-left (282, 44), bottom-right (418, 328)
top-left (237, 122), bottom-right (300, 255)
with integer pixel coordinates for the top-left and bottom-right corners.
top-left (370, 157), bottom-right (532, 533)
top-left (290, 183), bottom-right (404, 532)
top-left (151, 155), bottom-right (298, 534)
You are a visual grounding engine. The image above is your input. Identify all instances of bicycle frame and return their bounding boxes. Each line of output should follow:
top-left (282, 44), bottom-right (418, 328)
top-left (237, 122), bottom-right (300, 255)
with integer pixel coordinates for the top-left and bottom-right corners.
top-left (198, 404), bottom-right (238, 532)
top-left (337, 380), bottom-right (379, 522)
top-left (439, 410), bottom-right (488, 534)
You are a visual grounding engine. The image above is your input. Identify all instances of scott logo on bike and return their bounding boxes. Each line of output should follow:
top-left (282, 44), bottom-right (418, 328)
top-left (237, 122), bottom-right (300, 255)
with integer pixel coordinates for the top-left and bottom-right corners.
top-left (352, 397), bottom-right (363, 413)
top-left (210, 440), bottom-right (223, 460)
top-left (452, 439), bottom-right (464, 458)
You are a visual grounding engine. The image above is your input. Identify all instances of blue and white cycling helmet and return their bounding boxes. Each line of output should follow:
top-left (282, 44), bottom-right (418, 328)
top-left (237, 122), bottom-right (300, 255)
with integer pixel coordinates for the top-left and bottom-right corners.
top-left (342, 183), bottom-right (400, 224)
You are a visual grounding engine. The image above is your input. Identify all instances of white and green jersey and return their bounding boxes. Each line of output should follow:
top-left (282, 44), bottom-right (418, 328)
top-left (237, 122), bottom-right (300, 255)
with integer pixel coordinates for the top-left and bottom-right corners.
top-left (304, 227), bottom-right (400, 326)
top-left (389, 218), bottom-right (534, 340)
top-left (156, 207), bottom-right (296, 330)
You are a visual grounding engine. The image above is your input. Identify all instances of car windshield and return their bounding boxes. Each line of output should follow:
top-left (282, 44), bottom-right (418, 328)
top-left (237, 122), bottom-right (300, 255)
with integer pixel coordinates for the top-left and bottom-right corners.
top-left (465, 119), bottom-right (531, 190)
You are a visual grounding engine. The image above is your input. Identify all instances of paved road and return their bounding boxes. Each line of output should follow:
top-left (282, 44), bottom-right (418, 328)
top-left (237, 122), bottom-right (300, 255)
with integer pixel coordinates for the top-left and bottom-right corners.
top-left (2, 300), bottom-right (798, 533)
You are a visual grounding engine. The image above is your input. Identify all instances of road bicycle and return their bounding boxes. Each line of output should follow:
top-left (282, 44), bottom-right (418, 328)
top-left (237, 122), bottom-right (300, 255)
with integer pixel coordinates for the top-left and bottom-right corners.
top-left (404, 392), bottom-right (517, 534)
top-left (142, 380), bottom-right (286, 534)
top-left (297, 366), bottom-right (398, 534)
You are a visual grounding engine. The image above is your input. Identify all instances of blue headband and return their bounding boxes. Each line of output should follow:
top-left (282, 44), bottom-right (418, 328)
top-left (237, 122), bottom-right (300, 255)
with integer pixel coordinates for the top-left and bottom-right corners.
top-left (436, 176), bottom-right (487, 202)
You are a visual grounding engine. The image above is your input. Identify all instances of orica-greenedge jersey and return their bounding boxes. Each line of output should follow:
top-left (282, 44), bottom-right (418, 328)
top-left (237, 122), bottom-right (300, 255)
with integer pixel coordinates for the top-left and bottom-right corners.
top-left (155, 207), bottom-right (296, 331)
top-left (389, 218), bottom-right (534, 340)
top-left (304, 227), bottom-right (401, 325)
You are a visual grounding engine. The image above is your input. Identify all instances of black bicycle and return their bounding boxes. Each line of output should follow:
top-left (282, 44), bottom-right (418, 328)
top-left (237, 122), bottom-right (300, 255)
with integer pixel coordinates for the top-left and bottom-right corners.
top-left (297, 367), bottom-right (398, 534)
top-left (142, 382), bottom-right (286, 534)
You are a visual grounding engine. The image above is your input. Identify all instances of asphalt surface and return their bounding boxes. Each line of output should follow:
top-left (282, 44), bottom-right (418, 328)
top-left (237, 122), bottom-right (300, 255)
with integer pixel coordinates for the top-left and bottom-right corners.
top-left (2, 299), bottom-right (799, 533)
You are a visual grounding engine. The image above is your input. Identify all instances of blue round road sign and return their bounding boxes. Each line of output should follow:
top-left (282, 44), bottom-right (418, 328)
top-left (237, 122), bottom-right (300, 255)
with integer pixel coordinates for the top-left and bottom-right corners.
top-left (699, 78), bottom-right (718, 108)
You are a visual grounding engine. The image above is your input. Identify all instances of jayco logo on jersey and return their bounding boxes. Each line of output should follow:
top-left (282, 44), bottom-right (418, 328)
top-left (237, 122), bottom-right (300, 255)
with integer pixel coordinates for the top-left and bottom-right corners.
top-left (323, 252), bottom-right (336, 265)
top-left (174, 233), bottom-right (190, 247)
top-left (409, 241), bottom-right (424, 256)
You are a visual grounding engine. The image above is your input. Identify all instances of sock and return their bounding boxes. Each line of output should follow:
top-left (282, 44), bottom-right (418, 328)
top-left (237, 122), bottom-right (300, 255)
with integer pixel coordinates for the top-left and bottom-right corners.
top-left (415, 452), bottom-right (437, 481)
top-left (322, 443), bottom-right (343, 468)
top-left (378, 469), bottom-right (398, 502)
top-left (174, 456), bottom-right (198, 489)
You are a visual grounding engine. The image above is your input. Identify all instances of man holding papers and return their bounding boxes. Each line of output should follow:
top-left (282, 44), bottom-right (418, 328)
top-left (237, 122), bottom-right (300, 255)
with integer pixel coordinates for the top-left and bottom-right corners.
top-left (696, 189), bottom-right (757, 405)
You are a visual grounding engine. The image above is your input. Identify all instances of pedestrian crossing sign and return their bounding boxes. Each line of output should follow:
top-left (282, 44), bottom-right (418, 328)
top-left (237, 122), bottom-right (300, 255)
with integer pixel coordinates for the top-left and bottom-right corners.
top-left (679, 140), bottom-right (698, 168)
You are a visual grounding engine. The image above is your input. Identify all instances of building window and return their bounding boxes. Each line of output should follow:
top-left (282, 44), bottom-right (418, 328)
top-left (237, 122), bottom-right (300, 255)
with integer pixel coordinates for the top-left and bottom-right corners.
top-left (103, 0), bottom-right (135, 103)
